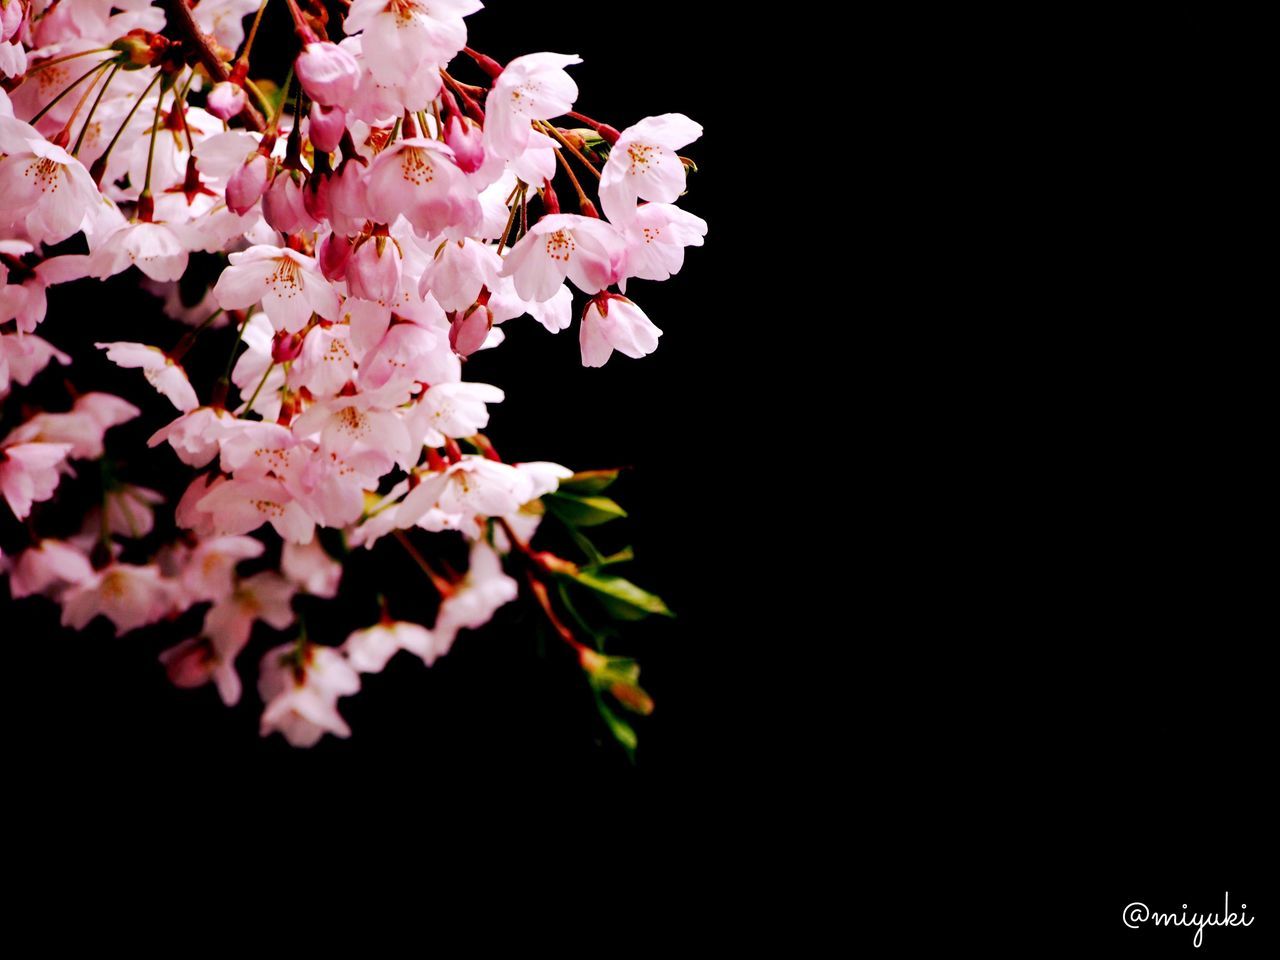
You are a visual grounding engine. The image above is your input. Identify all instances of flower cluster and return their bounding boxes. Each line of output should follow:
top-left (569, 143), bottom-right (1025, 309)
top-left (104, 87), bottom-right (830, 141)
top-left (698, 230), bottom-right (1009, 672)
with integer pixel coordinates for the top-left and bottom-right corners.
top-left (0, 0), bottom-right (700, 752)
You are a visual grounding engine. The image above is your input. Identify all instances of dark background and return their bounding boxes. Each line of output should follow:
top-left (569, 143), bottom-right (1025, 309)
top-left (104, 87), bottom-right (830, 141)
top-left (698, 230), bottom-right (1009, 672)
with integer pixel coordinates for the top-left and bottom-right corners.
top-left (4, 0), bottom-right (771, 827)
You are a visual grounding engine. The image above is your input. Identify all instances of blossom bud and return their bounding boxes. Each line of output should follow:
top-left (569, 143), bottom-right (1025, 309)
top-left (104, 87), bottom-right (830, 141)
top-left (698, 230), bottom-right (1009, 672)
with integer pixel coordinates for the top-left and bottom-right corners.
top-left (301, 171), bottom-right (332, 223)
top-left (450, 304), bottom-right (492, 358)
top-left (225, 153), bottom-right (269, 215)
top-left (295, 41), bottom-right (360, 108)
top-left (308, 102), bottom-right (346, 153)
top-left (2, 1), bottom-right (26, 42)
top-left (206, 82), bottom-right (247, 121)
top-left (272, 329), bottom-right (306, 363)
top-left (111, 29), bottom-right (168, 69)
top-left (318, 232), bottom-right (352, 281)
top-left (347, 237), bottom-right (401, 305)
top-left (444, 115), bottom-right (485, 174)
top-left (262, 171), bottom-right (317, 234)
top-left (160, 638), bottom-right (216, 689)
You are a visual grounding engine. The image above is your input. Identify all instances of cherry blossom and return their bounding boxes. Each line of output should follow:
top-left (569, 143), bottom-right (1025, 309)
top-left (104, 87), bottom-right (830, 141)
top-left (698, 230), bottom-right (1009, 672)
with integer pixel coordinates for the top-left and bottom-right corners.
top-left (96, 341), bottom-right (199, 411)
top-left (258, 642), bottom-right (360, 747)
top-left (500, 214), bottom-right (627, 302)
top-left (579, 295), bottom-right (662, 367)
top-left (484, 52), bottom-right (581, 160)
top-left (343, 619), bottom-right (437, 673)
top-left (60, 562), bottom-right (173, 635)
top-left (0, 1), bottom-right (700, 751)
top-left (213, 246), bottom-right (340, 334)
top-left (0, 439), bottom-right (71, 519)
top-left (599, 114), bottom-right (702, 224)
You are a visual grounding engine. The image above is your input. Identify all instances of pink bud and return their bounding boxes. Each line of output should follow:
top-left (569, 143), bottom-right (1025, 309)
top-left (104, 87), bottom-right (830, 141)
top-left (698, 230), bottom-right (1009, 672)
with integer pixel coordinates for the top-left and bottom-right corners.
top-left (272, 329), bottom-right (306, 363)
top-left (450, 304), bottom-right (492, 357)
top-left (318, 232), bottom-right (353, 281)
top-left (302, 172), bottom-right (331, 223)
top-left (160, 638), bottom-right (215, 689)
top-left (444, 115), bottom-right (485, 174)
top-left (295, 41), bottom-right (360, 108)
top-left (347, 237), bottom-right (401, 304)
top-left (308, 102), bottom-right (346, 153)
top-left (225, 153), bottom-right (269, 215)
top-left (206, 82), bottom-right (247, 121)
top-left (2, 1), bottom-right (27, 42)
top-left (262, 171), bottom-right (317, 234)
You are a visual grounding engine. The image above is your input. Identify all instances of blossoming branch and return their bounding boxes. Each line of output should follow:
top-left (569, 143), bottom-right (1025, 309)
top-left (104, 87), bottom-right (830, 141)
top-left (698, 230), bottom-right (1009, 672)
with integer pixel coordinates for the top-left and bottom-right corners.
top-left (0, 0), bottom-right (705, 753)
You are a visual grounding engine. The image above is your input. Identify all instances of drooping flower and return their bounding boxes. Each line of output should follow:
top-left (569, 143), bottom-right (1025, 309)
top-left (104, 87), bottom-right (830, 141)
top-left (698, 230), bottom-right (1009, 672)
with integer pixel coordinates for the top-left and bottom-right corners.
top-left (0, 439), bottom-right (71, 519)
top-left (432, 540), bottom-right (519, 652)
top-left (60, 562), bottom-right (173, 636)
top-left (484, 52), bottom-right (582, 160)
top-left (365, 138), bottom-right (481, 239)
top-left (258, 641), bottom-right (361, 747)
top-left (579, 295), bottom-right (662, 367)
top-left (599, 113), bottom-right (702, 224)
top-left (96, 341), bottom-right (199, 411)
top-left (343, 618), bottom-right (437, 673)
top-left (213, 246), bottom-right (340, 333)
top-left (499, 214), bottom-right (627, 302)
top-left (343, 0), bottom-right (481, 87)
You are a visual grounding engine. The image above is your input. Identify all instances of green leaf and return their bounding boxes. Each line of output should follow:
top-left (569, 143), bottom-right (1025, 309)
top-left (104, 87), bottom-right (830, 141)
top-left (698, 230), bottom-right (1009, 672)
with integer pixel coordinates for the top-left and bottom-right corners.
top-left (546, 491), bottom-right (627, 527)
top-left (594, 545), bottom-right (635, 568)
top-left (595, 695), bottom-right (637, 759)
top-left (557, 469), bottom-right (621, 495)
top-left (570, 571), bottom-right (674, 620)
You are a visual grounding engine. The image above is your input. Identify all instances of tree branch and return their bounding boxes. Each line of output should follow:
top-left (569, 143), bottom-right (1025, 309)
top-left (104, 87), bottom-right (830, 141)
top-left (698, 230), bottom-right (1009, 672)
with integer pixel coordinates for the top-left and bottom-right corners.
top-left (164, 0), bottom-right (266, 131)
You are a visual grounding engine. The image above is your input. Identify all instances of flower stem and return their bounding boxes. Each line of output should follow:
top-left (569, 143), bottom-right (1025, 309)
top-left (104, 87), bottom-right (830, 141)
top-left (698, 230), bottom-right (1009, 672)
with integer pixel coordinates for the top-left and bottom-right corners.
top-left (537, 120), bottom-right (601, 179)
top-left (394, 531), bottom-right (455, 597)
top-left (72, 62), bottom-right (121, 156)
top-left (237, 0), bottom-right (272, 69)
top-left (90, 69), bottom-right (163, 186)
top-left (28, 58), bottom-right (113, 126)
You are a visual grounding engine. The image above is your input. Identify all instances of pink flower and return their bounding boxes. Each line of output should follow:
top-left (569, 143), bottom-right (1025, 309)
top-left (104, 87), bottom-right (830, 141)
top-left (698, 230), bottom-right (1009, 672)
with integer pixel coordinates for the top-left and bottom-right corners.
top-left (281, 539), bottom-right (342, 598)
top-left (619, 202), bottom-right (707, 291)
top-left (291, 322), bottom-right (354, 397)
top-left (225, 153), bottom-right (270, 215)
top-left (178, 535), bottom-right (265, 604)
top-left (343, 0), bottom-right (481, 86)
top-left (343, 619), bottom-right (437, 673)
top-left (95, 341), bottom-right (199, 411)
top-left (292, 395), bottom-right (413, 472)
top-left (296, 41), bottom-right (360, 108)
top-left (90, 221), bottom-right (189, 283)
top-left (346, 236), bottom-right (402, 306)
top-left (433, 541), bottom-right (518, 652)
top-left (406, 381), bottom-right (504, 447)
top-left (197, 475), bottom-right (316, 544)
top-left (7, 539), bottom-right (93, 600)
top-left (0, 135), bottom-right (101, 244)
top-left (147, 406), bottom-right (236, 468)
top-left (4, 392), bottom-right (138, 460)
top-left (60, 562), bottom-right (173, 636)
top-left (365, 138), bottom-right (481, 238)
top-left (443, 114), bottom-right (485, 174)
top-left (213, 245), bottom-right (340, 333)
top-left (599, 114), bottom-right (702, 224)
top-left (500, 214), bottom-right (627, 302)
top-left (258, 642), bottom-right (360, 747)
top-left (261, 170), bottom-right (319, 234)
top-left (449, 304), bottom-right (491, 358)
top-left (420, 237), bottom-right (500, 312)
top-left (398, 456), bottom-right (531, 528)
top-left (579, 295), bottom-right (662, 367)
top-left (103, 482), bottom-right (164, 538)
top-left (0, 440), bottom-right (71, 519)
top-left (484, 52), bottom-right (582, 161)
top-left (206, 82), bottom-right (247, 121)
top-left (307, 103), bottom-right (347, 153)
top-left (0, 333), bottom-right (69, 398)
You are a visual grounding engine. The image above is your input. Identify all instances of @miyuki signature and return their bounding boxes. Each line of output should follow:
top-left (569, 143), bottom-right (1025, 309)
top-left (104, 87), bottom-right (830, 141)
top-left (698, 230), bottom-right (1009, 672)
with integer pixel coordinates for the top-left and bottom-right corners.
top-left (1123, 893), bottom-right (1254, 948)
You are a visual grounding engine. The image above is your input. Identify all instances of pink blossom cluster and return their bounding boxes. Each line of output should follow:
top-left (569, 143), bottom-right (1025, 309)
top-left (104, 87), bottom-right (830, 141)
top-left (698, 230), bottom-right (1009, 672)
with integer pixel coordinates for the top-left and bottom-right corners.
top-left (0, 0), bottom-right (700, 749)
